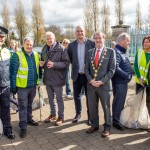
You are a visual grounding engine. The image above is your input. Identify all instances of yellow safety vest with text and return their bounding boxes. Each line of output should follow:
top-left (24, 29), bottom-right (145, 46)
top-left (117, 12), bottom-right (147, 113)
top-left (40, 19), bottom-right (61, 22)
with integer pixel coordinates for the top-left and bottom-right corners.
top-left (16, 50), bottom-right (39, 88)
top-left (135, 49), bottom-right (150, 85)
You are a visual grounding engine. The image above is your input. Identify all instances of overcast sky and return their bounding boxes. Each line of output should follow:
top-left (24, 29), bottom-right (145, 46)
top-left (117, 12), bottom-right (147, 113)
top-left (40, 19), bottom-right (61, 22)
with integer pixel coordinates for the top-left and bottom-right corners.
top-left (0, 0), bottom-right (149, 28)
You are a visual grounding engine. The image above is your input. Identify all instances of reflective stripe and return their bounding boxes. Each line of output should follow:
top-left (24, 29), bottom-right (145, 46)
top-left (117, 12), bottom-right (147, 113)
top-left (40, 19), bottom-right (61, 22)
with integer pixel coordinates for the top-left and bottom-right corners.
top-left (18, 67), bottom-right (28, 71)
top-left (141, 76), bottom-right (146, 81)
top-left (16, 74), bottom-right (28, 79)
top-left (139, 67), bottom-right (148, 72)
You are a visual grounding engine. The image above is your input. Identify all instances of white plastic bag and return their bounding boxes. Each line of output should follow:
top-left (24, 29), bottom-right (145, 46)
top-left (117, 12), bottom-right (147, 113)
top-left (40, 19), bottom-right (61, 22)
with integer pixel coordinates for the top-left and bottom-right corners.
top-left (120, 88), bottom-right (150, 129)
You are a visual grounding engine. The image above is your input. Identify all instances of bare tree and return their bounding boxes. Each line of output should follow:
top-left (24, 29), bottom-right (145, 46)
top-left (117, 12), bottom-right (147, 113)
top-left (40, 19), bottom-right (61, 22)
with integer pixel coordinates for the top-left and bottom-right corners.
top-left (135, 0), bottom-right (143, 29)
top-left (101, 1), bottom-right (111, 38)
top-left (91, 0), bottom-right (100, 31)
top-left (45, 25), bottom-right (64, 42)
top-left (83, 0), bottom-right (94, 38)
top-left (64, 24), bottom-right (75, 40)
top-left (32, 0), bottom-right (45, 46)
top-left (1, 0), bottom-right (10, 30)
top-left (115, 0), bottom-right (124, 25)
top-left (84, 0), bottom-right (100, 34)
top-left (14, 0), bottom-right (29, 45)
top-left (146, 2), bottom-right (150, 27)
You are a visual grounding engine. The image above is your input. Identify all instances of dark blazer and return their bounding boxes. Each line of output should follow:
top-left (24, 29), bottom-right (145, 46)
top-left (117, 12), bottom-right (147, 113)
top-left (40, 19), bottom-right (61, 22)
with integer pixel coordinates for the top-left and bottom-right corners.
top-left (85, 47), bottom-right (116, 90)
top-left (67, 38), bottom-right (95, 81)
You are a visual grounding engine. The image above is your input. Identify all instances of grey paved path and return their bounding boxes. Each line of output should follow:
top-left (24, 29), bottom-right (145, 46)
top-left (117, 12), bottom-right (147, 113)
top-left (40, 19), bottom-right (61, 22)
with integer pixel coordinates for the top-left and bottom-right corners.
top-left (0, 78), bottom-right (150, 150)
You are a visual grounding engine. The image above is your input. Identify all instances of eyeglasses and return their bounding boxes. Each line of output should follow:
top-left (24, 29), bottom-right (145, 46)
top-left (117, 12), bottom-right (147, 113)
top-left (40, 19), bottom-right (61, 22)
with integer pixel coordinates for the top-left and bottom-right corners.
top-left (63, 42), bottom-right (68, 45)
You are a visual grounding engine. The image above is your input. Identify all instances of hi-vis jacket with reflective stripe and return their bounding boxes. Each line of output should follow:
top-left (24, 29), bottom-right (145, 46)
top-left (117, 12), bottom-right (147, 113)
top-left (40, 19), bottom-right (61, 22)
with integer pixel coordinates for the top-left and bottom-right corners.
top-left (16, 50), bottom-right (39, 88)
top-left (135, 49), bottom-right (150, 85)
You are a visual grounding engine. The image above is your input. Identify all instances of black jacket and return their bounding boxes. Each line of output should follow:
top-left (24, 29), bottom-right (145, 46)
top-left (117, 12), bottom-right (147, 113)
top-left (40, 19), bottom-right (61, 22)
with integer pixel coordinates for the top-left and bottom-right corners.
top-left (41, 42), bottom-right (70, 86)
top-left (112, 44), bottom-right (132, 84)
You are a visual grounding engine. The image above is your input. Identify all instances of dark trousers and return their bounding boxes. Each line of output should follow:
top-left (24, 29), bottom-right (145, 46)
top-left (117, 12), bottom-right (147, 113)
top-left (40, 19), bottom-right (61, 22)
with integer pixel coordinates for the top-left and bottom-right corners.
top-left (17, 86), bottom-right (36, 129)
top-left (0, 86), bottom-right (12, 133)
top-left (73, 74), bottom-right (89, 118)
top-left (112, 83), bottom-right (128, 125)
top-left (136, 83), bottom-right (150, 115)
top-left (87, 84), bottom-right (111, 130)
top-left (46, 85), bottom-right (64, 118)
top-left (66, 67), bottom-right (71, 95)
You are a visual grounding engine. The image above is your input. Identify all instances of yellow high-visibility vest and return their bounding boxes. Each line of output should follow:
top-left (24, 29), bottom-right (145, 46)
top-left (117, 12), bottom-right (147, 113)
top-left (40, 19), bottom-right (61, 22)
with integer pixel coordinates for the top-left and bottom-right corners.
top-left (16, 50), bottom-right (39, 88)
top-left (135, 49), bottom-right (150, 85)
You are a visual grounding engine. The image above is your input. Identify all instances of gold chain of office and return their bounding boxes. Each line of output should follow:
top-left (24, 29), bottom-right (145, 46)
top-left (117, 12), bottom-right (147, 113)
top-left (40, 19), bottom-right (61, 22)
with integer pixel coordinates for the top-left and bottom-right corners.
top-left (90, 48), bottom-right (108, 80)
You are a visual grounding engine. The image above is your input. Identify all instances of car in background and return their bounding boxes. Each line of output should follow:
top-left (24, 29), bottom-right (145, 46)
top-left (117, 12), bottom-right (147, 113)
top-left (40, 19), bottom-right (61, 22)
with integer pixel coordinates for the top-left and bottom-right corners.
top-left (33, 47), bottom-right (42, 55)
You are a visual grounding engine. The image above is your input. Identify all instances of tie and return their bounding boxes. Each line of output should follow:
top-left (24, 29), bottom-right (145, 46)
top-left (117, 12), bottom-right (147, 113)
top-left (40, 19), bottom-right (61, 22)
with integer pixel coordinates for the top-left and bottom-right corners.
top-left (94, 49), bottom-right (100, 68)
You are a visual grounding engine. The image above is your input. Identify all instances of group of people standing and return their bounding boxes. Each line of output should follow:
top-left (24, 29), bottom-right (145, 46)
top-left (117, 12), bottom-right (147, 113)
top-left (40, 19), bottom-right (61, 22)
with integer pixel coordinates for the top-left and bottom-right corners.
top-left (0, 24), bottom-right (150, 140)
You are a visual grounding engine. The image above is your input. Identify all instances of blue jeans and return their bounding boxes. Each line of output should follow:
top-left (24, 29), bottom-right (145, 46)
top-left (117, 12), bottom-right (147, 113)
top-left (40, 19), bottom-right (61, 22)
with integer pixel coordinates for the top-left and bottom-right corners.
top-left (66, 67), bottom-right (71, 95)
top-left (17, 86), bottom-right (36, 129)
top-left (112, 83), bottom-right (128, 125)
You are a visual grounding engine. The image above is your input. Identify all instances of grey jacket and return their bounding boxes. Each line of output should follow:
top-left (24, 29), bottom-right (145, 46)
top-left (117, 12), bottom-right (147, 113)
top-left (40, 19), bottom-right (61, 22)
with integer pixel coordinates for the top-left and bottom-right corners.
top-left (0, 46), bottom-right (10, 87)
top-left (41, 42), bottom-right (70, 86)
top-left (85, 47), bottom-right (116, 90)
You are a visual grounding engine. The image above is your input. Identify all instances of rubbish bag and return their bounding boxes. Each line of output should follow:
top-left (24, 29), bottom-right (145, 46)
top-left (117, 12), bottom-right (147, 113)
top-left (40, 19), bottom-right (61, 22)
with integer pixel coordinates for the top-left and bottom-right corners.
top-left (120, 88), bottom-right (150, 129)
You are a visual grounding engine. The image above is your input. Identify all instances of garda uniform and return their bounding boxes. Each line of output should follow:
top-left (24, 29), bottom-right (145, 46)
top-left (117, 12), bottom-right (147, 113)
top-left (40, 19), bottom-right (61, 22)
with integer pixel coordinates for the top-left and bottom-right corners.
top-left (0, 26), bottom-right (15, 139)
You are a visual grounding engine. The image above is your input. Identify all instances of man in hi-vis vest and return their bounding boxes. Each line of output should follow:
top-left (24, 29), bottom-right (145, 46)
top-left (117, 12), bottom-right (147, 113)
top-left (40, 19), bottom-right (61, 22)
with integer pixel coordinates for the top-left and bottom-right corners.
top-left (10, 37), bottom-right (41, 138)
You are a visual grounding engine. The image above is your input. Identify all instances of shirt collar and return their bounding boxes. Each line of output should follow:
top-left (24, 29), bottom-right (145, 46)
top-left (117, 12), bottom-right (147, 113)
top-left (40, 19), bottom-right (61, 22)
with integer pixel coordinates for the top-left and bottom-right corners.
top-left (77, 38), bottom-right (87, 43)
top-left (96, 46), bottom-right (104, 52)
top-left (22, 47), bottom-right (33, 56)
top-left (47, 41), bottom-right (57, 50)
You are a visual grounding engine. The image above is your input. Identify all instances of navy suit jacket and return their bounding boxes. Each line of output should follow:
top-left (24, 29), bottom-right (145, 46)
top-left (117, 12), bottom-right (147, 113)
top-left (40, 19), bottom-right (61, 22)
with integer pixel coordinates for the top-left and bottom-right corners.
top-left (67, 38), bottom-right (95, 81)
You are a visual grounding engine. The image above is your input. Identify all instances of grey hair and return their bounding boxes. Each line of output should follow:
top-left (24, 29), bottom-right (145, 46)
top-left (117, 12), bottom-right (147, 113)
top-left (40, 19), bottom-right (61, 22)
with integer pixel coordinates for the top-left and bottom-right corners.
top-left (93, 31), bottom-right (105, 39)
top-left (45, 31), bottom-right (55, 38)
top-left (75, 25), bottom-right (85, 32)
top-left (117, 33), bottom-right (130, 43)
top-left (23, 37), bottom-right (34, 43)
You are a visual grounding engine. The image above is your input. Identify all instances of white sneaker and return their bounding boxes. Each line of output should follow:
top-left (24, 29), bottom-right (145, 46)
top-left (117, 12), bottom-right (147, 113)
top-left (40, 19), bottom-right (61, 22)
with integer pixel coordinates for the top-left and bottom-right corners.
top-left (66, 95), bottom-right (73, 99)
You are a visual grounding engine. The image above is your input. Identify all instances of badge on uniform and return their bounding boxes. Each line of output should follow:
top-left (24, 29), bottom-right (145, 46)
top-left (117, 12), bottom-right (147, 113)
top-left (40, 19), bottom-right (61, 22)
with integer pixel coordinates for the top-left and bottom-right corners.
top-left (0, 48), bottom-right (10, 60)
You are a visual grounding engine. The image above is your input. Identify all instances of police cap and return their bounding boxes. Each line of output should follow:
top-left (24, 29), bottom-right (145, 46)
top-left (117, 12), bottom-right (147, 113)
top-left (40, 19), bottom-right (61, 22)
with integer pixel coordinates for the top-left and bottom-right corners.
top-left (0, 26), bottom-right (8, 37)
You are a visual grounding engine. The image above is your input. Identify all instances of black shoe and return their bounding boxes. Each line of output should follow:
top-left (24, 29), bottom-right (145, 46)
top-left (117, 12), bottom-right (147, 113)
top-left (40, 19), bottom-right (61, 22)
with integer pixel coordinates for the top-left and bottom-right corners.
top-left (28, 119), bottom-right (39, 126)
top-left (72, 114), bottom-right (81, 123)
top-left (20, 129), bottom-right (27, 138)
top-left (4, 131), bottom-right (15, 139)
top-left (86, 127), bottom-right (99, 133)
top-left (113, 123), bottom-right (125, 131)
